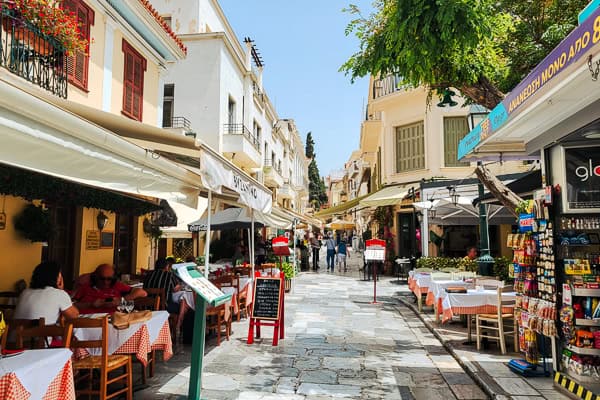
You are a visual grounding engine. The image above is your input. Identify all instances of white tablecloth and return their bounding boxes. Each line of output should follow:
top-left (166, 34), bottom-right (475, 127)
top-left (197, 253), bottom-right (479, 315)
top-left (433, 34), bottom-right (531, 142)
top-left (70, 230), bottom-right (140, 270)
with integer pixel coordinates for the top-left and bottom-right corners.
top-left (74, 311), bottom-right (169, 355)
top-left (441, 289), bottom-right (517, 312)
top-left (414, 274), bottom-right (432, 290)
top-left (429, 280), bottom-right (471, 301)
top-left (0, 348), bottom-right (72, 399)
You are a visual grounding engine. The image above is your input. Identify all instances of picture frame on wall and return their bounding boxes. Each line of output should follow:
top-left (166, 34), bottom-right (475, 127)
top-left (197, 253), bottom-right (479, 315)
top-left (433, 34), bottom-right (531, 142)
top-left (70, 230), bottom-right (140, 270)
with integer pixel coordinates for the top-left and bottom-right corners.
top-left (100, 231), bottom-right (114, 248)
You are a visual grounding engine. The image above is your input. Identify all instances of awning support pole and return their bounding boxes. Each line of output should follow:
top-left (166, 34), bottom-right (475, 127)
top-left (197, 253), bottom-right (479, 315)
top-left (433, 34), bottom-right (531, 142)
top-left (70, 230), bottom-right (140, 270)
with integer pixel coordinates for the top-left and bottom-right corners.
top-left (204, 190), bottom-right (212, 278)
top-left (251, 209), bottom-right (255, 278)
top-left (477, 162), bottom-right (493, 274)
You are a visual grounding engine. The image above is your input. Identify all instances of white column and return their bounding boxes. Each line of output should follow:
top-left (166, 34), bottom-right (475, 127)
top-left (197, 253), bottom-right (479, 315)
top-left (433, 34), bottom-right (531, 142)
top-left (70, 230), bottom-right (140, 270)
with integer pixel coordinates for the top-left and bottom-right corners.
top-left (102, 21), bottom-right (115, 112)
top-left (157, 69), bottom-right (166, 127)
top-left (204, 190), bottom-right (212, 277)
top-left (421, 209), bottom-right (429, 256)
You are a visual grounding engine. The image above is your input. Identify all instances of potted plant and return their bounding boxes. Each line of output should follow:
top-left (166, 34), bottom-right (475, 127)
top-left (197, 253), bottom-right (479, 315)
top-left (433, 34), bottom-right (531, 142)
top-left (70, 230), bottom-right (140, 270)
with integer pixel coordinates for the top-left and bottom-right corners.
top-left (2, 0), bottom-right (88, 55)
top-left (280, 261), bottom-right (295, 293)
top-left (13, 203), bottom-right (52, 243)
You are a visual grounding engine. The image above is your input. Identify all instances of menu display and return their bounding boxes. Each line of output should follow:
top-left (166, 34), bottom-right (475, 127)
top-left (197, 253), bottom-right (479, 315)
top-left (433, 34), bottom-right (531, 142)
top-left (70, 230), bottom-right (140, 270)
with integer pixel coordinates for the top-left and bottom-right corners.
top-left (251, 277), bottom-right (282, 321)
top-left (173, 263), bottom-right (230, 306)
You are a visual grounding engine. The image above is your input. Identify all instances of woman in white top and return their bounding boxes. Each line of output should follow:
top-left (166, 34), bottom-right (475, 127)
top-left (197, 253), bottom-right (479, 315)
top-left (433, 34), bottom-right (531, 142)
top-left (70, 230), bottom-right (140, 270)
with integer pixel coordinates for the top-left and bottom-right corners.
top-left (14, 261), bottom-right (79, 324)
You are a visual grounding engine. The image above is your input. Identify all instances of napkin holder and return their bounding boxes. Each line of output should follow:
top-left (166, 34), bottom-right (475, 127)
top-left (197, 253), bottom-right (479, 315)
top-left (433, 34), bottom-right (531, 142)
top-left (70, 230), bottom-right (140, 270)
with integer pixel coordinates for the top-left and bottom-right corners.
top-left (112, 310), bottom-right (151, 330)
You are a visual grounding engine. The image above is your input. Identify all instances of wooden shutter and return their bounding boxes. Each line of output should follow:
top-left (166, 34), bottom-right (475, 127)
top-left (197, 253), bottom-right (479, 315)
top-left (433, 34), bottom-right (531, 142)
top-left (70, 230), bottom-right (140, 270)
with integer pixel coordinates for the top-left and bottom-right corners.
top-left (64, 0), bottom-right (94, 90)
top-left (395, 122), bottom-right (424, 173)
top-left (444, 117), bottom-right (469, 167)
top-left (122, 40), bottom-right (146, 121)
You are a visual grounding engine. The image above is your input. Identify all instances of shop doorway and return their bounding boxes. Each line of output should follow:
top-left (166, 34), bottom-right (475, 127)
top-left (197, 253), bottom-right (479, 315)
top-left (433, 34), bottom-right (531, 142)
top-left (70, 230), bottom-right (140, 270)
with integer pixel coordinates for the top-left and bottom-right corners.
top-left (44, 205), bottom-right (77, 289)
top-left (396, 213), bottom-right (415, 258)
top-left (114, 214), bottom-right (135, 275)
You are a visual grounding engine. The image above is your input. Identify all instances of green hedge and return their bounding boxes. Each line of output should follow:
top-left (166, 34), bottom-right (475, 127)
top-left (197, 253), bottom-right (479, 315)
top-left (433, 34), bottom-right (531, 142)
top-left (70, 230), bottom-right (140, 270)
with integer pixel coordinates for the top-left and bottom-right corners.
top-left (416, 256), bottom-right (512, 279)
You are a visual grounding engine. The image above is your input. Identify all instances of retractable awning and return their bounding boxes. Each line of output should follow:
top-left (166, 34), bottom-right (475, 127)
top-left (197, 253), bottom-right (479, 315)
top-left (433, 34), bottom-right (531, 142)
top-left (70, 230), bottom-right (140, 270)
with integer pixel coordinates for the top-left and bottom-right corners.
top-left (359, 185), bottom-right (411, 207)
top-left (314, 194), bottom-right (370, 219)
top-left (0, 79), bottom-right (201, 207)
top-left (161, 199), bottom-right (209, 238)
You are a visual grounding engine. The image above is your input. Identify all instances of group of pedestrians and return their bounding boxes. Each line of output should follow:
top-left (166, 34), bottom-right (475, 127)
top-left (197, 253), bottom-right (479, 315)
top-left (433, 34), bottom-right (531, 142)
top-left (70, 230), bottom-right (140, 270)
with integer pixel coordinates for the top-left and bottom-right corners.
top-left (310, 232), bottom-right (351, 273)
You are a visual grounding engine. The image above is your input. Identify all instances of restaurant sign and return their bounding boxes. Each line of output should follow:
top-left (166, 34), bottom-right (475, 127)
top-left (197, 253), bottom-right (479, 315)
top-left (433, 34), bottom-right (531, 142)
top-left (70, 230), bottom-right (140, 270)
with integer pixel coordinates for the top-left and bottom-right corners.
top-left (458, 5), bottom-right (600, 160)
top-left (200, 151), bottom-right (272, 213)
top-left (565, 146), bottom-right (600, 211)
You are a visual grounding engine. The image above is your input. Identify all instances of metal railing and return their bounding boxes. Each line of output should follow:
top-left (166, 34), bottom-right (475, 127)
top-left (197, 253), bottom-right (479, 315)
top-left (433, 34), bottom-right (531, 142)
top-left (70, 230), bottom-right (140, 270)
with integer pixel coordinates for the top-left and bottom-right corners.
top-left (0, 8), bottom-right (68, 97)
top-left (163, 116), bottom-right (191, 131)
top-left (252, 82), bottom-right (265, 103)
top-left (223, 123), bottom-right (261, 152)
top-left (263, 159), bottom-right (282, 176)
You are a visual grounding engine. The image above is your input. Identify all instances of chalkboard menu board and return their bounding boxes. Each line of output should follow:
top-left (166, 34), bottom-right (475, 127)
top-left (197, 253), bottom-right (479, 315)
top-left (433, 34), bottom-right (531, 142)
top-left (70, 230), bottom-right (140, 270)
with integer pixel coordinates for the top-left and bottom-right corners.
top-left (251, 277), bottom-right (282, 320)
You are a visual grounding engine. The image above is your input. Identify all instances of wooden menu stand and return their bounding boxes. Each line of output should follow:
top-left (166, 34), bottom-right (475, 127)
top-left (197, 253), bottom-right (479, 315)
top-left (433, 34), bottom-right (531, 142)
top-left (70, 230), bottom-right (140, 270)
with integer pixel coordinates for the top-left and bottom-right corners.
top-left (247, 271), bottom-right (285, 346)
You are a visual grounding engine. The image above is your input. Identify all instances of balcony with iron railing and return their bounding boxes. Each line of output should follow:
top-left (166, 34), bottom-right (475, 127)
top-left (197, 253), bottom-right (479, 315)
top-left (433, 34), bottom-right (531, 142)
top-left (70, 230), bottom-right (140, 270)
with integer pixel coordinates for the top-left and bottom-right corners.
top-left (263, 158), bottom-right (284, 188)
top-left (163, 116), bottom-right (196, 137)
top-left (252, 81), bottom-right (265, 105)
top-left (223, 123), bottom-right (260, 151)
top-left (0, 8), bottom-right (68, 97)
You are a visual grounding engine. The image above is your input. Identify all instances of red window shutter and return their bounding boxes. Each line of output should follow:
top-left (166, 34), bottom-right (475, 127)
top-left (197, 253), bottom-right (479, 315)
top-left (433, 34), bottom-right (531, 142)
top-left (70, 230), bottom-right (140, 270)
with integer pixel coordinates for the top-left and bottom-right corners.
top-left (64, 0), bottom-right (93, 90)
top-left (122, 41), bottom-right (146, 121)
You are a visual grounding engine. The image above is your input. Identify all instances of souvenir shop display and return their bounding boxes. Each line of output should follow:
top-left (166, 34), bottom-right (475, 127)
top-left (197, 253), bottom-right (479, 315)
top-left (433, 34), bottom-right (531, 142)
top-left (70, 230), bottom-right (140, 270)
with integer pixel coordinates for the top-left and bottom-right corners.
top-left (509, 199), bottom-right (556, 376)
top-left (557, 215), bottom-right (600, 384)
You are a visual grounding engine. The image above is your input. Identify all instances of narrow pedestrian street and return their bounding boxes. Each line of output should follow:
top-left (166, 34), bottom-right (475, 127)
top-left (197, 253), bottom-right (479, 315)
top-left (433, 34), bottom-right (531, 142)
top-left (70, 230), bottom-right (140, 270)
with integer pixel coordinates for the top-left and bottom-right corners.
top-left (140, 253), bottom-right (487, 399)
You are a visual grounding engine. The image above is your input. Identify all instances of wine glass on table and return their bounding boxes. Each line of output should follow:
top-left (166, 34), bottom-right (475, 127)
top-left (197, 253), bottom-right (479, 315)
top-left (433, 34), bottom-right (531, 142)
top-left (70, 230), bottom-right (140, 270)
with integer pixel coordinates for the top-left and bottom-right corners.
top-left (125, 300), bottom-right (135, 314)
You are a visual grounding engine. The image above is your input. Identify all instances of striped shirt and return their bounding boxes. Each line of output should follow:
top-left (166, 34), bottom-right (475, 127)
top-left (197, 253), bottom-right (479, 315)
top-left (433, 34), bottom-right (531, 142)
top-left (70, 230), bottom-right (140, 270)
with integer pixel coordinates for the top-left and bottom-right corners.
top-left (143, 269), bottom-right (179, 301)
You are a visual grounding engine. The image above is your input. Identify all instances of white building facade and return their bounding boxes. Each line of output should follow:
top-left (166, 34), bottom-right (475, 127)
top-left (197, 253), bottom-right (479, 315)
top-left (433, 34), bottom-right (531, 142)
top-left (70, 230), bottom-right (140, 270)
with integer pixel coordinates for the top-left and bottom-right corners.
top-left (151, 0), bottom-right (309, 214)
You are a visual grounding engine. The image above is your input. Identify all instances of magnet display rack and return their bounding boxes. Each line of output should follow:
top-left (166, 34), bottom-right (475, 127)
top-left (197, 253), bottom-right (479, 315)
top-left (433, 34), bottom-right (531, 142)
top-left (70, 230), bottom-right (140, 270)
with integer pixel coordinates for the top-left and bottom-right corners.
top-left (556, 215), bottom-right (600, 390)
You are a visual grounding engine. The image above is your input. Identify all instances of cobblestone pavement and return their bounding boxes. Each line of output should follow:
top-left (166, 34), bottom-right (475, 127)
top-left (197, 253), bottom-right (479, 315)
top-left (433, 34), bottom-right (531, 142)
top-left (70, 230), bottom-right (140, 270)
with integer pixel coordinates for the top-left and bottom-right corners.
top-left (138, 251), bottom-right (488, 399)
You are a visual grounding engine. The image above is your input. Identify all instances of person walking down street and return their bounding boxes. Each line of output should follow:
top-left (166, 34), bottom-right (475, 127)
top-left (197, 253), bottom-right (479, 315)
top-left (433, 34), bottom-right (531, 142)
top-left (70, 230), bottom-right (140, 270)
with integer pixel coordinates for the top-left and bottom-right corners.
top-left (310, 234), bottom-right (321, 270)
top-left (337, 238), bottom-right (349, 272)
top-left (325, 234), bottom-right (336, 272)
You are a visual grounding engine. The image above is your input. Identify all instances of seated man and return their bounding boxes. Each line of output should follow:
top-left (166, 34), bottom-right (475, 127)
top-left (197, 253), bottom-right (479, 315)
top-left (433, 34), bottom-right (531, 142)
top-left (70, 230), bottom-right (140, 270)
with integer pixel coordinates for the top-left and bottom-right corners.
top-left (73, 264), bottom-right (147, 314)
top-left (145, 258), bottom-right (190, 332)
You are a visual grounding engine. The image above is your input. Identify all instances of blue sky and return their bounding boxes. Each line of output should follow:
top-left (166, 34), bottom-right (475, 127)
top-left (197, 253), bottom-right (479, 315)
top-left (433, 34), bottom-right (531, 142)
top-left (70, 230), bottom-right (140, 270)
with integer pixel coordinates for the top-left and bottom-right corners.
top-left (219, 0), bottom-right (372, 176)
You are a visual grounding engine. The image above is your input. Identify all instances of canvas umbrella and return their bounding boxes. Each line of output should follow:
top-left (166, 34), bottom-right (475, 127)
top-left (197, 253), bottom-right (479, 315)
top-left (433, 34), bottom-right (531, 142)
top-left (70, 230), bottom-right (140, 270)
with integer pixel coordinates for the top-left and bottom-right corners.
top-left (326, 218), bottom-right (355, 230)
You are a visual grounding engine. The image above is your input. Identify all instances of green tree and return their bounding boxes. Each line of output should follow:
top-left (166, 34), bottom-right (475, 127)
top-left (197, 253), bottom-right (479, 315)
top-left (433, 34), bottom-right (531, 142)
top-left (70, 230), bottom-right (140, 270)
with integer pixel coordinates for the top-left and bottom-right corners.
top-left (305, 132), bottom-right (328, 208)
top-left (342, 0), bottom-right (587, 109)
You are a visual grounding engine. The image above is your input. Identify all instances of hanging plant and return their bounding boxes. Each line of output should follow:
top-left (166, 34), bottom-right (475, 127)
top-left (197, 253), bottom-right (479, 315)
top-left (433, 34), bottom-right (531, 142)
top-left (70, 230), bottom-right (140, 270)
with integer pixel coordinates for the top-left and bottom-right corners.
top-left (143, 217), bottom-right (162, 242)
top-left (13, 204), bottom-right (52, 242)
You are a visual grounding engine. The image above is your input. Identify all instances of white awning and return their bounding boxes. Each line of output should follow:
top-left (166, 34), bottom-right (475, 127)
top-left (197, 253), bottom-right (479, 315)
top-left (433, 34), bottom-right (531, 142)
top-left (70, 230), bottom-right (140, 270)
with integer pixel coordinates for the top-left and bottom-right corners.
top-left (359, 185), bottom-right (411, 207)
top-left (0, 79), bottom-right (201, 207)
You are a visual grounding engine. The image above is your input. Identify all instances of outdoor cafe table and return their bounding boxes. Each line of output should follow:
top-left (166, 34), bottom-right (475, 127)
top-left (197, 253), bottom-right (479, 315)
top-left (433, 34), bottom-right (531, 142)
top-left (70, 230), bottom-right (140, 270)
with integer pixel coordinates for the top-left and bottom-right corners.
top-left (440, 289), bottom-right (517, 341)
top-left (425, 280), bottom-right (472, 322)
top-left (73, 310), bottom-right (172, 366)
top-left (408, 273), bottom-right (431, 311)
top-left (0, 348), bottom-right (75, 400)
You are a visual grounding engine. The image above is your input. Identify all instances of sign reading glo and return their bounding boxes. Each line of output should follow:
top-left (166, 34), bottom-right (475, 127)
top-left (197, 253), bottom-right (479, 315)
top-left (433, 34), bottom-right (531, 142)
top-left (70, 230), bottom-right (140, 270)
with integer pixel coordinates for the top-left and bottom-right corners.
top-left (575, 160), bottom-right (600, 182)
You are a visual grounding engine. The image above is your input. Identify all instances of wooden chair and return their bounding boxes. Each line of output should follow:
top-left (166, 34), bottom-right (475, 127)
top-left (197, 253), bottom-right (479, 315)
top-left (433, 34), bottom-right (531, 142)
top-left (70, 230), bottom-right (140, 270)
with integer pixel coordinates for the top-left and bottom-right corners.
top-left (134, 296), bottom-right (160, 311)
top-left (16, 323), bottom-right (73, 349)
top-left (476, 285), bottom-right (517, 354)
top-left (475, 278), bottom-right (504, 289)
top-left (0, 292), bottom-right (19, 322)
top-left (145, 288), bottom-right (167, 311)
top-left (205, 304), bottom-right (230, 346)
top-left (71, 316), bottom-right (132, 400)
top-left (5, 318), bottom-right (45, 349)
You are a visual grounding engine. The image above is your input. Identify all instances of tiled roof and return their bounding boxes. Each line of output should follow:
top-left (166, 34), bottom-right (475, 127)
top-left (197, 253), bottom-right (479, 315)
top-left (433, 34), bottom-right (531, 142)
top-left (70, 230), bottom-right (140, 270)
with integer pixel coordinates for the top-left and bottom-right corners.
top-left (139, 0), bottom-right (187, 55)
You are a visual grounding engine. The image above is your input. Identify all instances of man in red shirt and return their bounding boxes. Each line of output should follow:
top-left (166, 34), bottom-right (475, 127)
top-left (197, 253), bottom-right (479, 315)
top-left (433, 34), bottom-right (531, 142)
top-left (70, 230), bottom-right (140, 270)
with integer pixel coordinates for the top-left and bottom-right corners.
top-left (74, 264), bottom-right (147, 314)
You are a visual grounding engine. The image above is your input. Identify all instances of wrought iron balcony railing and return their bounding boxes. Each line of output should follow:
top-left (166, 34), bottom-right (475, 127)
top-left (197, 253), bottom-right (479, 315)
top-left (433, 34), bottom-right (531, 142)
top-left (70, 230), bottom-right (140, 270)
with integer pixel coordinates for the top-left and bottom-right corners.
top-left (163, 116), bottom-right (191, 131)
top-left (223, 123), bottom-right (261, 152)
top-left (0, 9), bottom-right (68, 97)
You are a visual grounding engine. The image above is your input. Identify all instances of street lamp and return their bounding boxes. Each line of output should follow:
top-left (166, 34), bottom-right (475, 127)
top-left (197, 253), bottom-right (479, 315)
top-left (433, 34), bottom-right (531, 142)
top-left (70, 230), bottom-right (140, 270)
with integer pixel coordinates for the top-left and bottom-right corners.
top-left (447, 186), bottom-right (460, 206)
top-left (437, 89), bottom-right (458, 108)
top-left (467, 104), bottom-right (494, 276)
top-left (97, 211), bottom-right (109, 231)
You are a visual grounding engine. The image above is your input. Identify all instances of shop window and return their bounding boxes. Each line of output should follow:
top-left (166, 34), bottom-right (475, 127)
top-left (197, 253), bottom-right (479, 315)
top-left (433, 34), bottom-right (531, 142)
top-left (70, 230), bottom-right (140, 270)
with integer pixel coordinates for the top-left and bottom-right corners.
top-left (444, 117), bottom-right (470, 167)
top-left (122, 40), bottom-right (146, 121)
top-left (63, 0), bottom-right (94, 91)
top-left (395, 122), bottom-right (425, 173)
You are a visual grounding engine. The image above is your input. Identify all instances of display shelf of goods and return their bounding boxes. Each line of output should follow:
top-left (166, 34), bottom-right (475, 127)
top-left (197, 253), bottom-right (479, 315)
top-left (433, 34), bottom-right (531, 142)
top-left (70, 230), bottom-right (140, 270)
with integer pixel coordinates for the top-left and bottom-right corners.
top-left (575, 319), bottom-right (600, 327)
top-left (565, 345), bottom-right (600, 356)
top-left (572, 288), bottom-right (600, 297)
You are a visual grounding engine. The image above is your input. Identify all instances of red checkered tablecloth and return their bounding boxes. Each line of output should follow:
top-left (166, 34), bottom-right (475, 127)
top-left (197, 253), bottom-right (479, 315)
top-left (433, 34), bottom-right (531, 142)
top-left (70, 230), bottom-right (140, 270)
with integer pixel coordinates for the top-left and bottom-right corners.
top-left (0, 358), bottom-right (75, 400)
top-left (76, 320), bottom-right (173, 366)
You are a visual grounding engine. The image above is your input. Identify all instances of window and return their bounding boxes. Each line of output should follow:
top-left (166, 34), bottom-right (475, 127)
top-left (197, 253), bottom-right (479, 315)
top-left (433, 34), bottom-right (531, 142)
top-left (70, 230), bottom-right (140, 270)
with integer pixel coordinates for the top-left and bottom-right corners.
top-left (63, 0), bottom-right (94, 90)
top-left (444, 117), bottom-right (470, 167)
top-left (253, 120), bottom-right (261, 143)
top-left (122, 40), bottom-right (146, 121)
top-left (162, 84), bottom-right (174, 128)
top-left (228, 97), bottom-right (236, 125)
top-left (395, 122), bottom-right (425, 173)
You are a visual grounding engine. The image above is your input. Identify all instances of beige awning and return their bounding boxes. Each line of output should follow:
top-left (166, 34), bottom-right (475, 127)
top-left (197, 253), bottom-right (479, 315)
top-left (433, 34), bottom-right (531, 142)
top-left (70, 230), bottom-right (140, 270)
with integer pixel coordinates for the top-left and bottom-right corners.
top-left (161, 199), bottom-right (209, 239)
top-left (359, 185), bottom-right (411, 207)
top-left (314, 194), bottom-right (370, 219)
top-left (0, 78), bottom-right (201, 207)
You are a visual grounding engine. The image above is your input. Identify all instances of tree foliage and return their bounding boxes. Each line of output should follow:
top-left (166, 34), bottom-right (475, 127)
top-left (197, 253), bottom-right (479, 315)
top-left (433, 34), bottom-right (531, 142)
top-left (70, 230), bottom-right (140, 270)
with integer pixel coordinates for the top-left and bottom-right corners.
top-left (305, 132), bottom-right (328, 208)
top-left (342, 0), bottom-right (587, 109)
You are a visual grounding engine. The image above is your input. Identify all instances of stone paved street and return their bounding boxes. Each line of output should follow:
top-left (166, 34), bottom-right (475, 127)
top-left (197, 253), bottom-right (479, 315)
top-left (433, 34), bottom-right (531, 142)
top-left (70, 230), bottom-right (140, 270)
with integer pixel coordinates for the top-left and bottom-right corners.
top-left (138, 252), bottom-right (488, 399)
